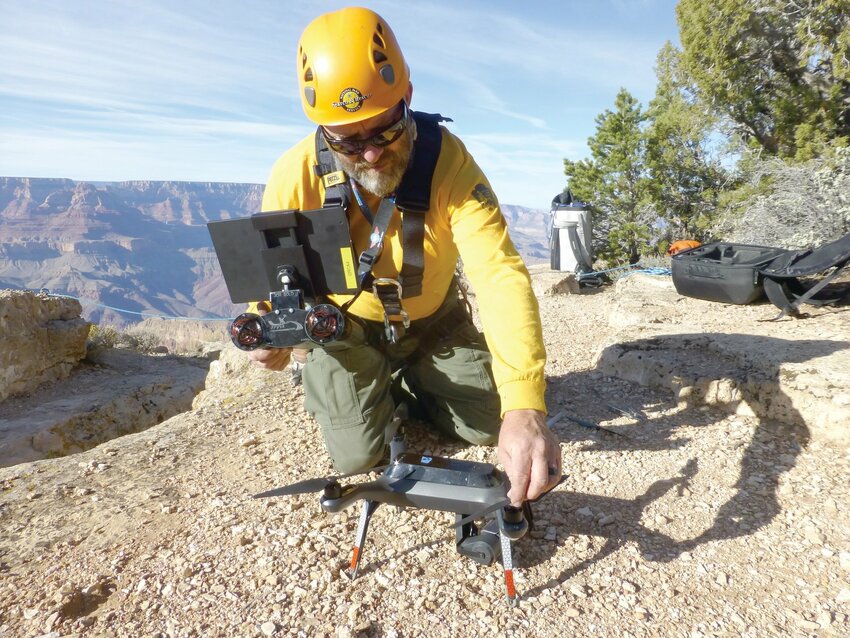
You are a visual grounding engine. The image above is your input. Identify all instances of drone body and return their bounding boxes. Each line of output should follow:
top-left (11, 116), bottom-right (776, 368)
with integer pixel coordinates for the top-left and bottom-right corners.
top-left (320, 453), bottom-right (510, 517)
top-left (255, 452), bottom-right (529, 605)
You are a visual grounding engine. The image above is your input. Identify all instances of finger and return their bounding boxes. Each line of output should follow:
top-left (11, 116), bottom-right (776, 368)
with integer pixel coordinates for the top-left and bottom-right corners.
top-left (269, 351), bottom-right (292, 370)
top-left (545, 462), bottom-right (563, 491)
top-left (250, 357), bottom-right (277, 370)
top-left (504, 452), bottom-right (531, 507)
top-left (547, 445), bottom-right (563, 489)
top-left (525, 450), bottom-right (550, 502)
top-left (257, 359), bottom-right (285, 371)
top-left (247, 350), bottom-right (275, 365)
top-left (248, 348), bottom-right (290, 370)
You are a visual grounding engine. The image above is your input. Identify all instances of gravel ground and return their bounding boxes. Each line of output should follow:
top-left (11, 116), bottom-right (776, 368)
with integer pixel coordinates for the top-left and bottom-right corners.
top-left (1, 269), bottom-right (849, 638)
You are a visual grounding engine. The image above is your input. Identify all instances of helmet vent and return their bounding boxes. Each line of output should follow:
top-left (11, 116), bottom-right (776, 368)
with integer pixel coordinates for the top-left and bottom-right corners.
top-left (379, 65), bottom-right (395, 85)
top-left (373, 50), bottom-right (388, 64)
top-left (304, 68), bottom-right (313, 82)
top-left (304, 87), bottom-right (316, 107)
top-left (373, 32), bottom-right (385, 48)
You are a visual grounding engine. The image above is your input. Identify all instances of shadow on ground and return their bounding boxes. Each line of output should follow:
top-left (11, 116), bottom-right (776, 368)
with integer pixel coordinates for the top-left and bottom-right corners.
top-left (512, 333), bottom-right (848, 600)
top-left (325, 333), bottom-right (847, 602)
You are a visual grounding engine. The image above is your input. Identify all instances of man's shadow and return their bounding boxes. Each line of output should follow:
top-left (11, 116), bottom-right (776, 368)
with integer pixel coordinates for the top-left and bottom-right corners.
top-left (514, 333), bottom-right (847, 599)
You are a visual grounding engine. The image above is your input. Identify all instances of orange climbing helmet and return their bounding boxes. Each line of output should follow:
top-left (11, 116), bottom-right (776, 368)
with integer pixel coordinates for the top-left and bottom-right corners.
top-left (297, 7), bottom-right (411, 126)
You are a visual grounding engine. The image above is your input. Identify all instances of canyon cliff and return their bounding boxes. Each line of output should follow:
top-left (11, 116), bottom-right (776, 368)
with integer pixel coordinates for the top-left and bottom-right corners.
top-left (0, 177), bottom-right (548, 327)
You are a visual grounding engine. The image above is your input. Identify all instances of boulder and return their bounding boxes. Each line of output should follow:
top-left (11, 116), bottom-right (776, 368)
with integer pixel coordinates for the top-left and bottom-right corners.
top-left (595, 275), bottom-right (850, 442)
top-left (0, 290), bottom-right (89, 402)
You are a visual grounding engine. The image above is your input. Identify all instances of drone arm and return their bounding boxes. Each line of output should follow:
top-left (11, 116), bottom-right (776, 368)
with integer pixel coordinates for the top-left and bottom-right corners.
top-left (320, 479), bottom-right (415, 513)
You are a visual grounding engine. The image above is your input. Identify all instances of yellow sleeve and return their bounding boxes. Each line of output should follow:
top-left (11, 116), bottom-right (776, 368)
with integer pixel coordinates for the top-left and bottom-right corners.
top-left (441, 135), bottom-right (547, 415)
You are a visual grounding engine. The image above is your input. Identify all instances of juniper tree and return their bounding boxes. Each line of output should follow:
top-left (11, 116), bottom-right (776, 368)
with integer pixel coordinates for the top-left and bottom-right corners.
top-left (677, 0), bottom-right (850, 160)
top-left (564, 89), bottom-right (652, 264)
top-left (644, 42), bottom-right (728, 248)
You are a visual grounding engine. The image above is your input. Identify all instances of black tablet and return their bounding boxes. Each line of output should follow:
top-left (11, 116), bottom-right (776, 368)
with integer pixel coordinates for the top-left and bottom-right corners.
top-left (207, 207), bottom-right (357, 303)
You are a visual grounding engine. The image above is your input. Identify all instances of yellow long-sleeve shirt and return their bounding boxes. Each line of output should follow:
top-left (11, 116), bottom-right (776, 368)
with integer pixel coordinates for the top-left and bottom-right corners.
top-left (261, 123), bottom-right (547, 415)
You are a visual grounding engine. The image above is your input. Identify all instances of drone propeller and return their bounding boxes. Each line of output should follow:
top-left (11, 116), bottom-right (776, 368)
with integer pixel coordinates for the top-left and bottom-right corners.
top-left (253, 465), bottom-right (388, 499)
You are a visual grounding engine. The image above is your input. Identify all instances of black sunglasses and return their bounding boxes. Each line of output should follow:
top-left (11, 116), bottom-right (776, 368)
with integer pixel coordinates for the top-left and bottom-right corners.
top-left (322, 103), bottom-right (409, 155)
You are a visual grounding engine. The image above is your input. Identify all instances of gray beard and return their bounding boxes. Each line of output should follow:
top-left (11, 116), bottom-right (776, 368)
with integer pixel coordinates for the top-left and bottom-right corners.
top-left (334, 122), bottom-right (415, 198)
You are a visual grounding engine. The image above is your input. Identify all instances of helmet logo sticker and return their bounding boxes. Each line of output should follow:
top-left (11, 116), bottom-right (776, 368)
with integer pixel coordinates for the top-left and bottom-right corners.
top-left (333, 87), bottom-right (372, 112)
top-left (471, 183), bottom-right (498, 212)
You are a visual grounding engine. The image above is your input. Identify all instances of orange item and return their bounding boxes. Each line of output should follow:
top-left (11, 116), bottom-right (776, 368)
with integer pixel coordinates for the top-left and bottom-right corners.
top-left (667, 240), bottom-right (702, 256)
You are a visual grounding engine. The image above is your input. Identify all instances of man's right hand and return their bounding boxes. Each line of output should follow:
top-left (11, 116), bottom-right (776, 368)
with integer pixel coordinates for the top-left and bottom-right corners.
top-left (246, 346), bottom-right (292, 371)
top-left (244, 302), bottom-right (291, 371)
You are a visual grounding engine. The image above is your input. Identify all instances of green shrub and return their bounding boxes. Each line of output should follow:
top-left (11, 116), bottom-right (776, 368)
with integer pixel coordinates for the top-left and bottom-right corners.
top-left (88, 325), bottom-right (122, 349)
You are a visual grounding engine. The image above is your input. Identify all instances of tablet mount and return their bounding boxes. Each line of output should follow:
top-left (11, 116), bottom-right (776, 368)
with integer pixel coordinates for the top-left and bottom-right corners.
top-left (207, 207), bottom-right (358, 352)
top-left (228, 266), bottom-right (346, 350)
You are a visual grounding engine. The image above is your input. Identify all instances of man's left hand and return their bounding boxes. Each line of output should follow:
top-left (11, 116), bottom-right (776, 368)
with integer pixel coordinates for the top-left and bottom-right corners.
top-left (497, 409), bottom-right (562, 506)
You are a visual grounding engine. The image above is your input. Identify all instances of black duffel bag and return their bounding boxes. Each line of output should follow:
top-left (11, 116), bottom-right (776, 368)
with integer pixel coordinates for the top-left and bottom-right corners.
top-left (758, 232), bottom-right (850, 319)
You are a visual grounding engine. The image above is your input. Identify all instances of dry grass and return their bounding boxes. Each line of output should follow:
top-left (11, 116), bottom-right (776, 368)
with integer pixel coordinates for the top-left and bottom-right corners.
top-left (88, 318), bottom-right (227, 355)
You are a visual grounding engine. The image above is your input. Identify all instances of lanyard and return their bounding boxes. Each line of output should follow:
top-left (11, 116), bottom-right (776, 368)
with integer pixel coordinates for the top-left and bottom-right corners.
top-left (346, 182), bottom-right (409, 341)
top-left (350, 182), bottom-right (396, 291)
top-left (351, 181), bottom-right (377, 225)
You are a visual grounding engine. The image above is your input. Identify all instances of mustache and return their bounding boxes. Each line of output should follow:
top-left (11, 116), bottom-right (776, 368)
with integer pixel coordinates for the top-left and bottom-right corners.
top-left (351, 154), bottom-right (393, 170)
top-left (333, 123), bottom-right (414, 197)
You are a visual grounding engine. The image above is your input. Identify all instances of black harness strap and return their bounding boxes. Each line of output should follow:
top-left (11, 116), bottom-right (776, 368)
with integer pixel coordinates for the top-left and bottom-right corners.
top-left (354, 196), bottom-right (397, 292)
top-left (313, 132), bottom-right (350, 211)
top-left (313, 111), bottom-right (449, 297)
top-left (394, 112), bottom-right (449, 297)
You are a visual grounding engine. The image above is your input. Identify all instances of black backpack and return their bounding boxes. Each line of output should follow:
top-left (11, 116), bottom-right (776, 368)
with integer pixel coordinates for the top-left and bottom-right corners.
top-left (758, 232), bottom-right (850, 319)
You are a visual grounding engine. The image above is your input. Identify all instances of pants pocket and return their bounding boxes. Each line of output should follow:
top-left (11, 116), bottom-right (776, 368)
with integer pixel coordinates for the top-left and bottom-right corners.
top-left (303, 348), bottom-right (362, 429)
top-left (304, 342), bottom-right (393, 430)
top-left (302, 343), bottom-right (394, 473)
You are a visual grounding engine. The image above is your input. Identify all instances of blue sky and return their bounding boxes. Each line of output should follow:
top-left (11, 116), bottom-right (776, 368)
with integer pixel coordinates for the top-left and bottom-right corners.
top-left (0, 0), bottom-right (680, 211)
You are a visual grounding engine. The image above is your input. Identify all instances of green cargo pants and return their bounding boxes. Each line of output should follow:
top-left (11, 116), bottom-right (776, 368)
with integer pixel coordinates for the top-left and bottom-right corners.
top-left (302, 291), bottom-right (501, 473)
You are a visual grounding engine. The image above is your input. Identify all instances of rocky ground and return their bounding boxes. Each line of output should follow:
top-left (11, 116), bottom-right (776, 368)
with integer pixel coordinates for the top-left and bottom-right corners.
top-left (1, 267), bottom-right (849, 638)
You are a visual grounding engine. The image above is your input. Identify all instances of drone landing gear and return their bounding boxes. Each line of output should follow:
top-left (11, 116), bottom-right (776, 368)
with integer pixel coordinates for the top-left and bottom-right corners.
top-left (455, 511), bottom-right (519, 606)
top-left (348, 499), bottom-right (379, 580)
top-left (495, 508), bottom-right (519, 607)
